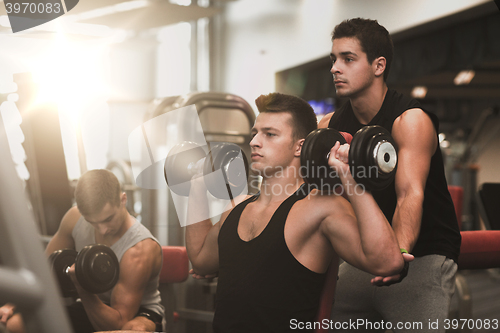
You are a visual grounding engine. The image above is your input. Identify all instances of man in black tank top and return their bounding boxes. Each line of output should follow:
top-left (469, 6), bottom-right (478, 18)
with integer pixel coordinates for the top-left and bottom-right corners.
top-left (319, 18), bottom-right (461, 332)
top-left (185, 92), bottom-right (409, 332)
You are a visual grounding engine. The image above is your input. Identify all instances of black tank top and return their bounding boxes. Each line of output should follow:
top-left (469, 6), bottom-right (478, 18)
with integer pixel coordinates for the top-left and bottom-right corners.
top-left (213, 185), bottom-right (326, 333)
top-left (328, 89), bottom-right (461, 262)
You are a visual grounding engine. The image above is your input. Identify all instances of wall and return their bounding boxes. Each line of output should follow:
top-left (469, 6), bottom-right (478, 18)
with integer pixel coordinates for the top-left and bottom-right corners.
top-left (220, 0), bottom-right (492, 109)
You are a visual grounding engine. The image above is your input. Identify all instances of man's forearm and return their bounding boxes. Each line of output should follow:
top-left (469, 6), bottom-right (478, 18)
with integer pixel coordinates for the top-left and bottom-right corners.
top-left (392, 193), bottom-right (424, 252)
top-left (185, 221), bottom-right (212, 264)
top-left (78, 292), bottom-right (126, 331)
top-left (185, 184), bottom-right (213, 270)
top-left (342, 176), bottom-right (403, 275)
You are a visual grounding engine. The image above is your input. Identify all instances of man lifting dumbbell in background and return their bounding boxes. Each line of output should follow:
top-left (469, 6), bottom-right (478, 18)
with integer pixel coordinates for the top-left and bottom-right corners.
top-left (185, 92), bottom-right (407, 332)
top-left (319, 18), bottom-right (462, 331)
top-left (0, 169), bottom-right (164, 333)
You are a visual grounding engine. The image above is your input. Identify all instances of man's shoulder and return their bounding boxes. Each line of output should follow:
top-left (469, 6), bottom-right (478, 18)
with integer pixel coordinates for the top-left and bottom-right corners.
top-left (61, 206), bottom-right (82, 231)
top-left (119, 217), bottom-right (161, 256)
top-left (124, 237), bottom-right (161, 260)
top-left (394, 108), bottom-right (437, 133)
top-left (318, 112), bottom-right (334, 128)
top-left (295, 190), bottom-right (349, 222)
top-left (119, 237), bottom-right (162, 279)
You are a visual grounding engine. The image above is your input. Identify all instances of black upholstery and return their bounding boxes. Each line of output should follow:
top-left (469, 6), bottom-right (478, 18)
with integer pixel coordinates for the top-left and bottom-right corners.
top-left (477, 183), bottom-right (500, 230)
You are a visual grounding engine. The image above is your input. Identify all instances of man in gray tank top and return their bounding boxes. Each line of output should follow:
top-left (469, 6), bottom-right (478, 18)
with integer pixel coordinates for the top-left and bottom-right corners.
top-left (2, 169), bottom-right (164, 333)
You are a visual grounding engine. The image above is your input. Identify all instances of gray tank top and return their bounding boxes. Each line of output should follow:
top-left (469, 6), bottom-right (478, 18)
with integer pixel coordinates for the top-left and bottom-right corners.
top-left (72, 215), bottom-right (165, 317)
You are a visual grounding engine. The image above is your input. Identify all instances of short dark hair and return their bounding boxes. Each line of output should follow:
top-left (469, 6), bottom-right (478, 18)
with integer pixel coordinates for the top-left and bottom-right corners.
top-left (75, 169), bottom-right (121, 216)
top-left (255, 93), bottom-right (317, 141)
top-left (332, 18), bottom-right (393, 81)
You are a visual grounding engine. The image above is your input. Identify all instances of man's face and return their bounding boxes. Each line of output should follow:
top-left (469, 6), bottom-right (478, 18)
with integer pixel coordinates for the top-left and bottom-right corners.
top-left (330, 37), bottom-right (375, 98)
top-left (249, 112), bottom-right (298, 176)
top-left (84, 197), bottom-right (125, 238)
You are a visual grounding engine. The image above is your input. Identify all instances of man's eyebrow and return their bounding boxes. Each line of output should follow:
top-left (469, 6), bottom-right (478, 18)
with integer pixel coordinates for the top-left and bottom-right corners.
top-left (330, 51), bottom-right (358, 58)
top-left (262, 127), bottom-right (280, 132)
top-left (340, 51), bottom-right (357, 57)
top-left (252, 126), bottom-right (280, 132)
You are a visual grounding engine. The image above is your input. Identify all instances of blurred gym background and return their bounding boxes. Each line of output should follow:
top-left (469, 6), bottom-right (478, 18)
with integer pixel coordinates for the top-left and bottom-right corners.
top-left (1, 1), bottom-right (500, 332)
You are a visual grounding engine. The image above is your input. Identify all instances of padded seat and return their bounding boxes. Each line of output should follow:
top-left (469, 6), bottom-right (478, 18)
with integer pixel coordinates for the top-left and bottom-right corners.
top-left (160, 246), bottom-right (189, 284)
top-left (159, 246), bottom-right (189, 332)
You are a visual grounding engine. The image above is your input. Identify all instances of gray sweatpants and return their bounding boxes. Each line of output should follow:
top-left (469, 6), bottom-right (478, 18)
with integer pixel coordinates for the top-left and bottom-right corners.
top-left (331, 255), bottom-right (457, 333)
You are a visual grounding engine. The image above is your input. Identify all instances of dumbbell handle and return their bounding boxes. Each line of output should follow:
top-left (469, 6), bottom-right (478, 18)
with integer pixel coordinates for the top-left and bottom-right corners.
top-left (187, 149), bottom-right (241, 179)
top-left (339, 131), bottom-right (353, 144)
top-left (187, 157), bottom-right (206, 177)
top-left (324, 131), bottom-right (353, 161)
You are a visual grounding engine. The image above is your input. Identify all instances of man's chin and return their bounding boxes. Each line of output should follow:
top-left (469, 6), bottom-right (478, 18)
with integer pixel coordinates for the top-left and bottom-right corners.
top-left (335, 89), bottom-right (349, 98)
top-left (250, 166), bottom-right (264, 176)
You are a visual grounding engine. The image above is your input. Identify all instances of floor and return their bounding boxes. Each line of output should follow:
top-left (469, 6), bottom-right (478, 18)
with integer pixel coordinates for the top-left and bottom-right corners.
top-left (458, 269), bottom-right (500, 332)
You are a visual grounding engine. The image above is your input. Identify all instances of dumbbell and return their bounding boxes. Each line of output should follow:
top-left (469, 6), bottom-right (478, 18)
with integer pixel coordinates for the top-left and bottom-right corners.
top-left (300, 125), bottom-right (398, 191)
top-left (49, 244), bottom-right (120, 298)
top-left (164, 141), bottom-right (249, 200)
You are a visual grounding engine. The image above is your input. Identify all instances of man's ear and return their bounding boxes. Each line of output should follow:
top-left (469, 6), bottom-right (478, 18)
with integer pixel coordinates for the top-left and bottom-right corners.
top-left (120, 192), bottom-right (127, 206)
top-left (373, 56), bottom-right (386, 78)
top-left (295, 138), bottom-right (305, 157)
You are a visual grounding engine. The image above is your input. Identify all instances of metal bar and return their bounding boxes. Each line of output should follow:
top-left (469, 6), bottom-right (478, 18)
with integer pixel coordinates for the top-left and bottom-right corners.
top-left (76, 124), bottom-right (88, 175)
top-left (190, 19), bottom-right (198, 92)
top-left (461, 107), bottom-right (493, 164)
top-left (0, 116), bottom-right (73, 333)
top-left (0, 268), bottom-right (43, 307)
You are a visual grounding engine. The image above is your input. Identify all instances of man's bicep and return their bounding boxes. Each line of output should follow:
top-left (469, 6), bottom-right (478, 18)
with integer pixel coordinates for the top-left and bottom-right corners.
top-left (193, 222), bottom-right (220, 274)
top-left (392, 109), bottom-right (437, 198)
top-left (321, 209), bottom-right (366, 269)
top-left (45, 207), bottom-right (79, 255)
top-left (111, 244), bottom-right (158, 321)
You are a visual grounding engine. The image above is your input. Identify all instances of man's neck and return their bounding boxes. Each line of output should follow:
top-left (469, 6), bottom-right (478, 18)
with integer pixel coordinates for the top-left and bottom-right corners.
top-left (350, 83), bottom-right (388, 125)
top-left (257, 166), bottom-right (303, 205)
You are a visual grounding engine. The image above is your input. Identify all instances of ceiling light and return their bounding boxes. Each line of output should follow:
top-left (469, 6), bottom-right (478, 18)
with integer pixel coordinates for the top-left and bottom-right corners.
top-left (440, 140), bottom-right (450, 149)
top-left (454, 70), bottom-right (475, 85)
top-left (411, 86), bottom-right (427, 99)
top-left (438, 133), bottom-right (445, 143)
top-left (170, 0), bottom-right (192, 6)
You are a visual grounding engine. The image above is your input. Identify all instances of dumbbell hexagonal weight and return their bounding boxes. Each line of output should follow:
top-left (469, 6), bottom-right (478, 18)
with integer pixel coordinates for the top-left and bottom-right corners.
top-left (300, 125), bottom-right (397, 191)
top-left (49, 244), bottom-right (120, 297)
top-left (300, 129), bottom-right (349, 191)
top-left (164, 141), bottom-right (207, 196)
top-left (49, 249), bottom-right (78, 297)
top-left (164, 142), bottom-right (249, 200)
top-left (349, 125), bottom-right (398, 190)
